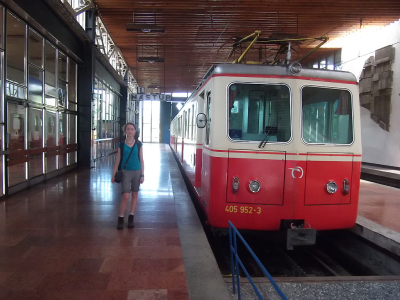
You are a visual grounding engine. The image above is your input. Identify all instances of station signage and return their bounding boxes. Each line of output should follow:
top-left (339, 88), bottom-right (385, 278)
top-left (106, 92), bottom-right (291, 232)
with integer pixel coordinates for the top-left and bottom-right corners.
top-left (132, 94), bottom-right (172, 101)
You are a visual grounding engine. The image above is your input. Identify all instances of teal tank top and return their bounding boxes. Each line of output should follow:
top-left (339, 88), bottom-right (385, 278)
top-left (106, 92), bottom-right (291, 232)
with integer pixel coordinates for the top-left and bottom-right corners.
top-left (119, 142), bottom-right (141, 170)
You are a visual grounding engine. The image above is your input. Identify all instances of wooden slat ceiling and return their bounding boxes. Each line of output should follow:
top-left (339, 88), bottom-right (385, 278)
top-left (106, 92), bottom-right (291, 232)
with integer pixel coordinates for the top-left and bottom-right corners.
top-left (93, 0), bottom-right (400, 94)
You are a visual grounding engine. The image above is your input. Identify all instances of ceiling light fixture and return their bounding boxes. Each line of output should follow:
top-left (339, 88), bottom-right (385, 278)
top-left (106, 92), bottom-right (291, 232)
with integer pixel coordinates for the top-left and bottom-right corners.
top-left (126, 23), bottom-right (166, 33)
top-left (137, 57), bottom-right (164, 63)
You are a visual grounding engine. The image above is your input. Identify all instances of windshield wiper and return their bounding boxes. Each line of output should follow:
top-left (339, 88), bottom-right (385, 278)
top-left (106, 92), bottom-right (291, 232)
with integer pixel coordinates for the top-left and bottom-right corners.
top-left (258, 118), bottom-right (280, 148)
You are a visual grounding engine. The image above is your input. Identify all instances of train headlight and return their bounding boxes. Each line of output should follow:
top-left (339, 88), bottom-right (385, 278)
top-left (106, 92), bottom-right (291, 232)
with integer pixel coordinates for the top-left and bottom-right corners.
top-left (289, 61), bottom-right (302, 74)
top-left (248, 180), bottom-right (261, 193)
top-left (326, 181), bottom-right (338, 194)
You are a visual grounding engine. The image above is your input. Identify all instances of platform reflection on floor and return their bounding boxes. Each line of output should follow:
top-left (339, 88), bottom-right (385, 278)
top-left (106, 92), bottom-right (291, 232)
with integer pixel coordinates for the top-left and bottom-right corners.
top-left (0, 143), bottom-right (188, 300)
top-left (358, 179), bottom-right (400, 233)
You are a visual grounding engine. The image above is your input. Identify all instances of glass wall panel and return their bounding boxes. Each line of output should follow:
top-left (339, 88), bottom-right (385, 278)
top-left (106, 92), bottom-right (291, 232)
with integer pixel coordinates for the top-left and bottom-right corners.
top-left (7, 103), bottom-right (26, 186)
top-left (5, 81), bottom-right (25, 99)
top-left (58, 51), bottom-right (66, 80)
top-left (327, 54), bottom-right (335, 70)
top-left (92, 79), bottom-right (99, 160)
top-left (58, 112), bottom-right (67, 168)
top-left (28, 29), bottom-right (43, 68)
top-left (46, 111), bottom-right (57, 172)
top-left (68, 114), bottom-right (77, 165)
top-left (7, 103), bottom-right (25, 150)
top-left (28, 66), bottom-right (43, 103)
top-left (0, 124), bottom-right (3, 195)
top-left (0, 50), bottom-right (3, 122)
top-left (58, 79), bottom-right (66, 107)
top-left (28, 108), bottom-right (43, 178)
top-left (45, 41), bottom-right (56, 106)
top-left (69, 150), bottom-right (76, 165)
top-left (68, 114), bottom-right (76, 144)
top-left (142, 101), bottom-right (151, 142)
top-left (0, 6), bottom-right (3, 49)
top-left (68, 60), bottom-right (77, 110)
top-left (6, 12), bottom-right (26, 86)
top-left (151, 101), bottom-right (160, 142)
top-left (58, 51), bottom-right (66, 108)
top-left (92, 77), bottom-right (120, 160)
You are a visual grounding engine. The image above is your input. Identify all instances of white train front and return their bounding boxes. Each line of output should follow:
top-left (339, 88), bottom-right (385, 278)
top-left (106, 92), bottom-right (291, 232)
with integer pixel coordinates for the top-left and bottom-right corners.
top-left (170, 63), bottom-right (361, 242)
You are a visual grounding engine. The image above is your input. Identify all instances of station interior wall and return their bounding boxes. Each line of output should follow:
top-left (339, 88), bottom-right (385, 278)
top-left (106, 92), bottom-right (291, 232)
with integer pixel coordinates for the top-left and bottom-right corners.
top-left (338, 20), bottom-right (400, 168)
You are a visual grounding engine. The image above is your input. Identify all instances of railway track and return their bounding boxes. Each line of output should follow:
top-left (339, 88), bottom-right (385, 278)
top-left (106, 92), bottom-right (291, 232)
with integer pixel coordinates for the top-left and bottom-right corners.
top-left (180, 158), bottom-right (400, 280)
top-left (206, 228), bottom-right (400, 278)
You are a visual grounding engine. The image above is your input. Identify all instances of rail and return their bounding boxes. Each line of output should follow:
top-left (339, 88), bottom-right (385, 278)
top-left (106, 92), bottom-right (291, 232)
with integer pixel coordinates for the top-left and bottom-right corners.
top-left (229, 221), bottom-right (288, 300)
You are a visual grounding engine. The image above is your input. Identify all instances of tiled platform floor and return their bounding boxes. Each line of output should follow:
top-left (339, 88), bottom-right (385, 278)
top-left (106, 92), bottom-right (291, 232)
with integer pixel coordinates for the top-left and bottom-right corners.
top-left (358, 179), bottom-right (400, 233)
top-left (1, 143), bottom-right (400, 300)
top-left (0, 144), bottom-right (189, 300)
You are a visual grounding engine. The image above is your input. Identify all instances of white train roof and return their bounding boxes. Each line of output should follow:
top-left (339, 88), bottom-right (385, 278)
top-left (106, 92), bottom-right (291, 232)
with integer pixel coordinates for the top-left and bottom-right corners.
top-left (206, 63), bottom-right (357, 83)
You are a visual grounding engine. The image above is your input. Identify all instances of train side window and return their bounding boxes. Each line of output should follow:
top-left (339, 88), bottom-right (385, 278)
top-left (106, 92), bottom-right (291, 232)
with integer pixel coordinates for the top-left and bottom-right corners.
top-left (228, 83), bottom-right (291, 142)
top-left (191, 104), bottom-right (195, 140)
top-left (184, 111), bottom-right (187, 139)
top-left (194, 103), bottom-right (198, 140)
top-left (206, 92), bottom-right (211, 145)
top-left (302, 87), bottom-right (353, 144)
top-left (188, 108), bottom-right (191, 139)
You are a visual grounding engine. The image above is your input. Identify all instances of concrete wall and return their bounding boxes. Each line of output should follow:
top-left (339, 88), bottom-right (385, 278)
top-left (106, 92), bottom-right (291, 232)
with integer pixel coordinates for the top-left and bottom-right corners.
top-left (330, 20), bottom-right (400, 168)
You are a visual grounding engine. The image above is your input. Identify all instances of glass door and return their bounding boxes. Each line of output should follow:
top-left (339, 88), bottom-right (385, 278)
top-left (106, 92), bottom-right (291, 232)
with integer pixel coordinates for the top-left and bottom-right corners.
top-left (142, 101), bottom-right (160, 143)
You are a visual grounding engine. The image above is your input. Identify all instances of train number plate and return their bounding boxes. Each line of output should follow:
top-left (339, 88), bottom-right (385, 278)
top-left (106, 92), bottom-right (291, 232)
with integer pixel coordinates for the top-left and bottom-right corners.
top-left (225, 205), bottom-right (261, 214)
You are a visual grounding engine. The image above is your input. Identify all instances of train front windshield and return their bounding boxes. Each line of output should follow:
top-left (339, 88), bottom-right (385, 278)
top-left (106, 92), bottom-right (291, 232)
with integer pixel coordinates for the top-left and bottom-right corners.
top-left (228, 83), bottom-right (291, 142)
top-left (302, 87), bottom-right (353, 144)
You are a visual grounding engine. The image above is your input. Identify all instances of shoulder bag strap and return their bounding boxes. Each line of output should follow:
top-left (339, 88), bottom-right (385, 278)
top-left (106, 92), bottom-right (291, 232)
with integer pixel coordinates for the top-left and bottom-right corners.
top-left (118, 142), bottom-right (124, 170)
top-left (136, 140), bottom-right (142, 161)
top-left (121, 143), bottom-right (135, 170)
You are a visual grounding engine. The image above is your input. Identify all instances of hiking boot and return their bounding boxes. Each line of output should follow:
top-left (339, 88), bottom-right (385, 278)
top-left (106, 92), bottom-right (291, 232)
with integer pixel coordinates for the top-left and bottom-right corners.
top-left (127, 215), bottom-right (134, 228)
top-left (117, 216), bottom-right (124, 230)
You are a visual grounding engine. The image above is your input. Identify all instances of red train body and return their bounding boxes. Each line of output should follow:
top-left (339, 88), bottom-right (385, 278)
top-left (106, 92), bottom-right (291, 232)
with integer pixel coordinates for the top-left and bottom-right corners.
top-left (170, 64), bottom-right (362, 236)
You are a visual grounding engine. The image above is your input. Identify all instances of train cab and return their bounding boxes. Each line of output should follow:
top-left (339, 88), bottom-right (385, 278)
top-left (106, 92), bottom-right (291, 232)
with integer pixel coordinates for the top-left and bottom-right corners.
top-left (171, 63), bottom-right (361, 247)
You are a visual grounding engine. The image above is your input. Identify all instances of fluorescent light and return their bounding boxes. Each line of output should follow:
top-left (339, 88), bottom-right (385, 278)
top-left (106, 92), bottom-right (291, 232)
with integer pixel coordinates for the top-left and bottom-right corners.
top-left (126, 23), bottom-right (166, 33)
top-left (137, 57), bottom-right (164, 63)
top-left (172, 92), bottom-right (188, 98)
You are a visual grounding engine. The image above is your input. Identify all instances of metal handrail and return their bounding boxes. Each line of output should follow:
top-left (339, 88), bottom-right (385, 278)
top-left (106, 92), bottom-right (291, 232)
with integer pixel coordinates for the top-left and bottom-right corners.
top-left (229, 221), bottom-right (288, 300)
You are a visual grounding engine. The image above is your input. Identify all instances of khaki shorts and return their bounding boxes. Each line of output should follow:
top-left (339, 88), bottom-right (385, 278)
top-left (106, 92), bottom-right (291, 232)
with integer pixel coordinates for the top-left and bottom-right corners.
top-left (121, 169), bottom-right (141, 193)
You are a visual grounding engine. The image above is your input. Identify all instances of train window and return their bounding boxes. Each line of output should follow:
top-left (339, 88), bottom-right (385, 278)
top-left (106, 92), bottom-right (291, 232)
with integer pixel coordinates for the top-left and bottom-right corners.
top-left (206, 92), bottom-right (211, 145)
top-left (302, 87), bottom-right (353, 144)
top-left (228, 83), bottom-right (291, 142)
top-left (188, 108), bottom-right (191, 139)
top-left (191, 104), bottom-right (195, 140)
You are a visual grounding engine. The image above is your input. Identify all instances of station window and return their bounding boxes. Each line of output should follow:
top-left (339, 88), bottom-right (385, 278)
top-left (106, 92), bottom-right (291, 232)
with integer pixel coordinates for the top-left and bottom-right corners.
top-left (228, 83), bottom-right (291, 143)
top-left (45, 41), bottom-right (57, 106)
top-left (6, 12), bottom-right (26, 99)
top-left (309, 49), bottom-right (342, 70)
top-left (302, 87), bottom-right (353, 144)
top-left (28, 107), bottom-right (43, 178)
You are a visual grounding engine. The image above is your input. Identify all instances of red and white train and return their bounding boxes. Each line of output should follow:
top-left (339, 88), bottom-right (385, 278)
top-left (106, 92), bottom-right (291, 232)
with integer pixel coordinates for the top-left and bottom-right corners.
top-left (170, 63), bottom-right (361, 245)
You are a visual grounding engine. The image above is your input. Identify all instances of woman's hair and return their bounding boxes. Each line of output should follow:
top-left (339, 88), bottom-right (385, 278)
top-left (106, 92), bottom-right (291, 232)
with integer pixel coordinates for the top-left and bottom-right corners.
top-left (122, 122), bottom-right (136, 133)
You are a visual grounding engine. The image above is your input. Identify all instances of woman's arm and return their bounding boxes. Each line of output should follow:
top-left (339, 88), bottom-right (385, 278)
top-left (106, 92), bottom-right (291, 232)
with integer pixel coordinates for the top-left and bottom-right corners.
top-left (139, 145), bottom-right (145, 184)
top-left (111, 147), bottom-right (121, 183)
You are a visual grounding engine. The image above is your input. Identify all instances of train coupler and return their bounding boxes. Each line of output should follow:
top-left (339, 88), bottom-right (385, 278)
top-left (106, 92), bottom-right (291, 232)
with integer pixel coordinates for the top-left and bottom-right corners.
top-left (286, 223), bottom-right (316, 250)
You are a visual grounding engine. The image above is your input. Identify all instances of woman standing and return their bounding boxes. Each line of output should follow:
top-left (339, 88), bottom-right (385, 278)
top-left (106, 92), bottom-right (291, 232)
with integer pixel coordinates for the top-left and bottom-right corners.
top-left (112, 123), bottom-right (144, 229)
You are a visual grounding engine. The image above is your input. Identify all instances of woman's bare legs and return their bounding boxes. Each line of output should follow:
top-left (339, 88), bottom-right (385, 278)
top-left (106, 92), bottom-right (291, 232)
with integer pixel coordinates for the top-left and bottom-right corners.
top-left (119, 193), bottom-right (130, 216)
top-left (129, 192), bottom-right (138, 214)
top-left (118, 191), bottom-right (138, 229)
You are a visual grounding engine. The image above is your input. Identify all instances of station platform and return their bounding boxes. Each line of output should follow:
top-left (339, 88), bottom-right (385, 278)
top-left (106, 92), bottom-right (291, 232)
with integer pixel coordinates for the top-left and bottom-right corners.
top-left (0, 143), bottom-right (399, 300)
top-left (0, 143), bottom-right (230, 300)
